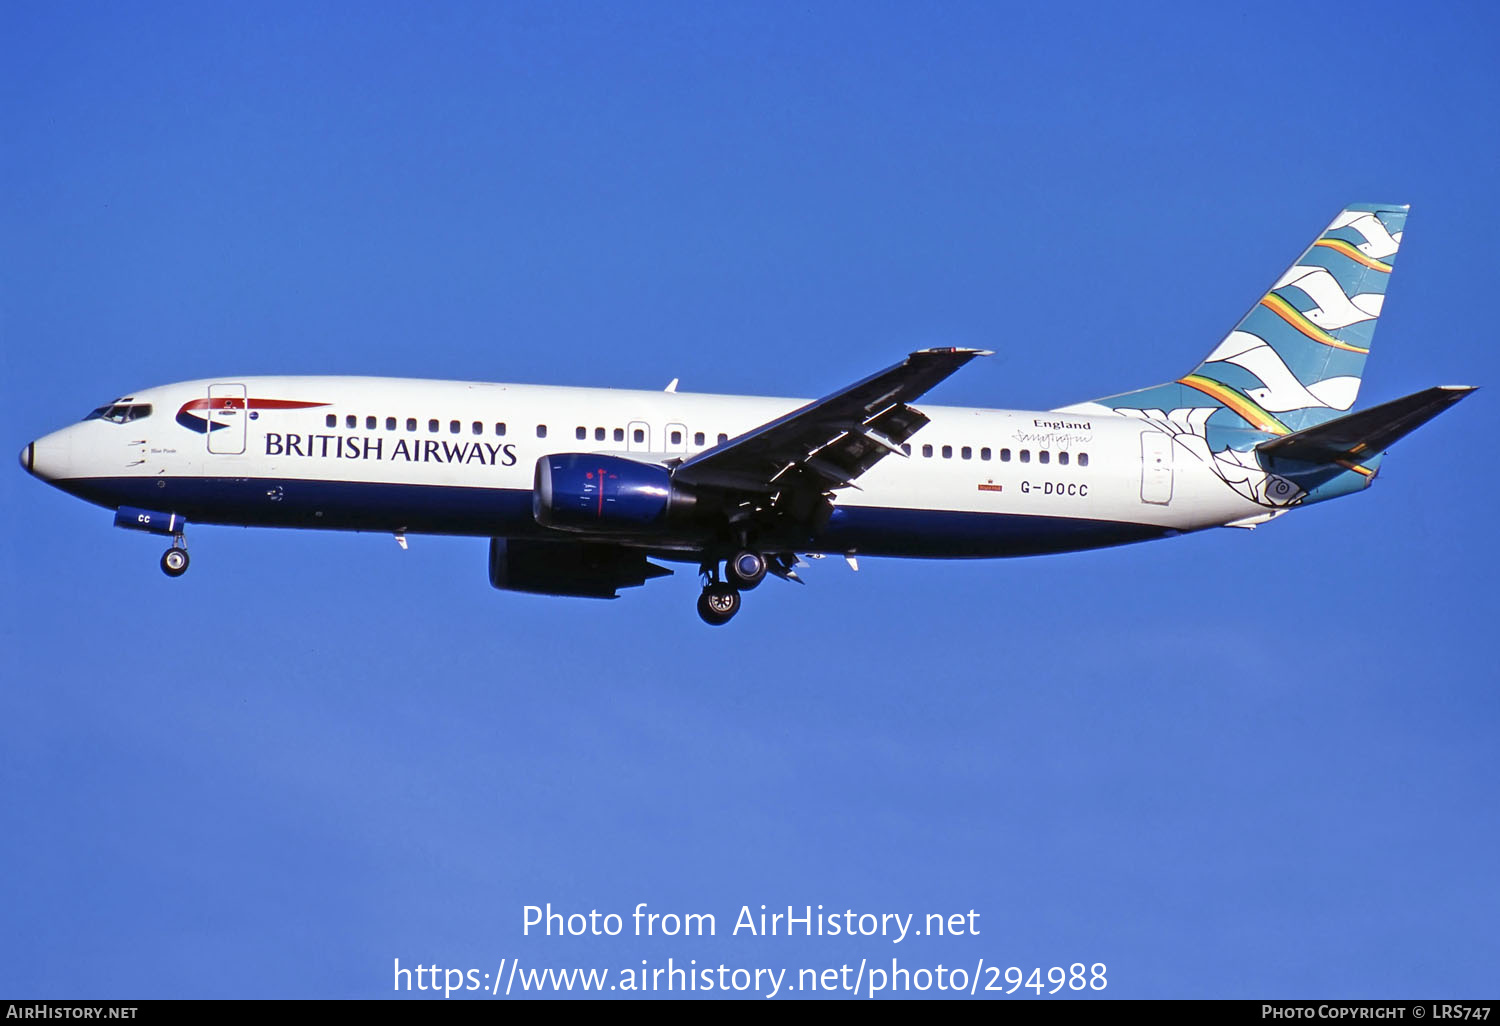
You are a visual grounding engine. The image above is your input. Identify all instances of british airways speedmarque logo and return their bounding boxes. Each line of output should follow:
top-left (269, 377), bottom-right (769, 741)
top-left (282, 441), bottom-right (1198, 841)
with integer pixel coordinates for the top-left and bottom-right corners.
top-left (176, 397), bottom-right (330, 433)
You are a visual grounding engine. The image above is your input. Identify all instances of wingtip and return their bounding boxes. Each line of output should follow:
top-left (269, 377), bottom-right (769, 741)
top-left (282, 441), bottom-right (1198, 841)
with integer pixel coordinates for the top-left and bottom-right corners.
top-left (912, 346), bottom-right (993, 358)
top-left (1435, 385), bottom-right (1479, 401)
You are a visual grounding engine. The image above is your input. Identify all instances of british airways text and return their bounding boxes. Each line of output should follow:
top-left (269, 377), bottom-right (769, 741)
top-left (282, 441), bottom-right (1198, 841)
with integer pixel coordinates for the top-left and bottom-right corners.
top-left (264, 433), bottom-right (518, 466)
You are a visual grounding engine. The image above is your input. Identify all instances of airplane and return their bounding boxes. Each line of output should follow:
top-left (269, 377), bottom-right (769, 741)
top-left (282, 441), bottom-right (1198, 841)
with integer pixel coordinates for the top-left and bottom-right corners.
top-left (19, 203), bottom-right (1475, 625)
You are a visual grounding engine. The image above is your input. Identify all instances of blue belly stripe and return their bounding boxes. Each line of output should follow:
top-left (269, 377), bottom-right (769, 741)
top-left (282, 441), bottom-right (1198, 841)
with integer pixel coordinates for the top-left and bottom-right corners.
top-left (821, 504), bottom-right (1170, 557)
top-left (53, 476), bottom-right (1171, 558)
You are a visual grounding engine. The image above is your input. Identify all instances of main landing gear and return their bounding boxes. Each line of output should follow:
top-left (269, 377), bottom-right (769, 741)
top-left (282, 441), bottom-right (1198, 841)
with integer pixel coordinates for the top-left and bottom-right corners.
top-left (160, 534), bottom-right (190, 578)
top-left (725, 549), bottom-right (766, 589)
top-left (695, 549), bottom-right (769, 626)
top-left (696, 582), bottom-right (741, 626)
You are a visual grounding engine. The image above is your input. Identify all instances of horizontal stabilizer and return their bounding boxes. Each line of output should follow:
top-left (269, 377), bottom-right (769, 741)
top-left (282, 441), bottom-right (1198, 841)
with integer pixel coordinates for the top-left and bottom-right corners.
top-left (1256, 385), bottom-right (1476, 463)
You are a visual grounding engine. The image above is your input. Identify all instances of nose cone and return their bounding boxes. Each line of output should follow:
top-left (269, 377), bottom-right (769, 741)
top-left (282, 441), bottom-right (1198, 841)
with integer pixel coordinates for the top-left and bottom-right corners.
top-left (22, 430), bottom-right (70, 482)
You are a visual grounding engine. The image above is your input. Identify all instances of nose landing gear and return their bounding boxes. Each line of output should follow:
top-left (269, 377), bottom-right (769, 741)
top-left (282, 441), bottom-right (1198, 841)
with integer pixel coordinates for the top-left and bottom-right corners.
top-left (160, 534), bottom-right (189, 577)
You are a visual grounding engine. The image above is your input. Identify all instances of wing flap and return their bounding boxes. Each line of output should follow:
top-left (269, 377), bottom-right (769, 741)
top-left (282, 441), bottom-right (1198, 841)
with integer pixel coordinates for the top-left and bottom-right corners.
top-left (792, 402), bottom-right (931, 490)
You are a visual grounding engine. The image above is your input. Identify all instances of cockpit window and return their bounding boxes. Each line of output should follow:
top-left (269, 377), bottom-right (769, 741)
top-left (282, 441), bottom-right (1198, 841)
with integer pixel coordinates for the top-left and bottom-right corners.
top-left (84, 403), bottom-right (152, 424)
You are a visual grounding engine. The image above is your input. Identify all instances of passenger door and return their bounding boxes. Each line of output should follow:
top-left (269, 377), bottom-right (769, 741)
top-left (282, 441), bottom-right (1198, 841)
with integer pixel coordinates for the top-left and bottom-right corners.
top-left (1139, 431), bottom-right (1173, 505)
top-left (206, 383), bottom-right (248, 454)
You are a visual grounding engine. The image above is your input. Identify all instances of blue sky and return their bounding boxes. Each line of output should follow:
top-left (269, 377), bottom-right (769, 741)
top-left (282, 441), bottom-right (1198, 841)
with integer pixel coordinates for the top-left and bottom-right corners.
top-left (3, 1), bottom-right (1496, 999)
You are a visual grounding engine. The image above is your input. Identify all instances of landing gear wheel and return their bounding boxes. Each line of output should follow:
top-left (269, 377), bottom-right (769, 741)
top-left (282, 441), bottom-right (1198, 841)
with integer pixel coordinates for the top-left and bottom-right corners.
top-left (696, 583), bottom-right (742, 626)
top-left (161, 547), bottom-right (189, 577)
top-left (726, 549), bottom-right (767, 590)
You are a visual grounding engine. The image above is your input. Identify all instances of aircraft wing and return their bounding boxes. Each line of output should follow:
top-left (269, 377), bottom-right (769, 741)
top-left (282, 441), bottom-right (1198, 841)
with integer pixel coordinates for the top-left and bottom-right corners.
top-left (672, 347), bottom-right (990, 497)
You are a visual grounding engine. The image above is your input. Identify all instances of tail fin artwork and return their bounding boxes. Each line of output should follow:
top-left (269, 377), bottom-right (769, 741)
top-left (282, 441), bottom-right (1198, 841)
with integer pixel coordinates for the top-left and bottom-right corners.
top-left (1064, 203), bottom-right (1409, 435)
top-left (1057, 204), bottom-right (1473, 511)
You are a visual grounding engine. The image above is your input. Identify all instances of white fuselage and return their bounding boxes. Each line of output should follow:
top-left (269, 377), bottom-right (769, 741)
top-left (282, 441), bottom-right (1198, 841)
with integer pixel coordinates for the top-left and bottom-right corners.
top-left (24, 375), bottom-right (1272, 561)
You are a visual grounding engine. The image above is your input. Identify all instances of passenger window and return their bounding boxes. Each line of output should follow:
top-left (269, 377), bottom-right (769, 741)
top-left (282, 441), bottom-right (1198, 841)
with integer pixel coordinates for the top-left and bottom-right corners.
top-left (961, 446), bottom-right (972, 460)
top-left (365, 416), bottom-right (376, 430)
top-left (595, 427), bottom-right (606, 441)
top-left (694, 431), bottom-right (705, 446)
top-left (670, 430), bottom-right (682, 445)
top-left (386, 417), bottom-right (396, 431)
top-left (633, 428), bottom-right (645, 444)
top-left (1000, 448), bottom-right (1011, 462)
top-left (942, 445), bottom-right (953, 459)
top-left (537, 424), bottom-right (548, 439)
top-left (1020, 450), bottom-right (1030, 463)
top-left (922, 444), bottom-right (933, 458)
top-left (902, 443), bottom-right (911, 455)
top-left (495, 422), bottom-right (507, 436)
top-left (326, 414), bottom-right (336, 428)
top-left (717, 433), bottom-right (728, 444)
top-left (1059, 451), bottom-right (1069, 466)
top-left (428, 419), bottom-right (439, 433)
top-left (576, 426), bottom-right (587, 440)
top-left (1078, 452), bottom-right (1089, 467)
top-left (980, 447), bottom-right (991, 461)
top-left (614, 428), bottom-right (625, 442)
top-left (406, 418), bottom-right (417, 431)
top-left (346, 415), bottom-right (357, 429)
top-left (450, 420), bottom-right (460, 434)
top-left (1039, 450), bottom-right (1049, 464)
top-left (473, 421), bottom-right (483, 435)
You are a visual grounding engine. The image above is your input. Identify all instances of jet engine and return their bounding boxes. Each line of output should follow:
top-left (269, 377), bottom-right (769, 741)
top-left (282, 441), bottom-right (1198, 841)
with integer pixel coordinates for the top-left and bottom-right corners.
top-left (533, 453), bottom-right (695, 532)
top-left (488, 537), bottom-right (671, 598)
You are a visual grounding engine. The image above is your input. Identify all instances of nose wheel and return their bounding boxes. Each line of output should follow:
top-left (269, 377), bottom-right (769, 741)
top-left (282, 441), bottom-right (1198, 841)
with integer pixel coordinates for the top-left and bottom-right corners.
top-left (160, 536), bottom-right (189, 577)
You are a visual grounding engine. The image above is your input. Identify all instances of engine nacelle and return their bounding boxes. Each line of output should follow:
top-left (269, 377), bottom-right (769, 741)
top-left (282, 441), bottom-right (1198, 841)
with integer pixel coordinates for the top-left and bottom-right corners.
top-left (488, 537), bottom-right (671, 598)
top-left (533, 453), bottom-right (695, 532)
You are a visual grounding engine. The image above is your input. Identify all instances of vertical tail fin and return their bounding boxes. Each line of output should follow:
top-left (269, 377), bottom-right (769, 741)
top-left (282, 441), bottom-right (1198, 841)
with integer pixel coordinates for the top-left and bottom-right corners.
top-left (1067, 203), bottom-right (1409, 437)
